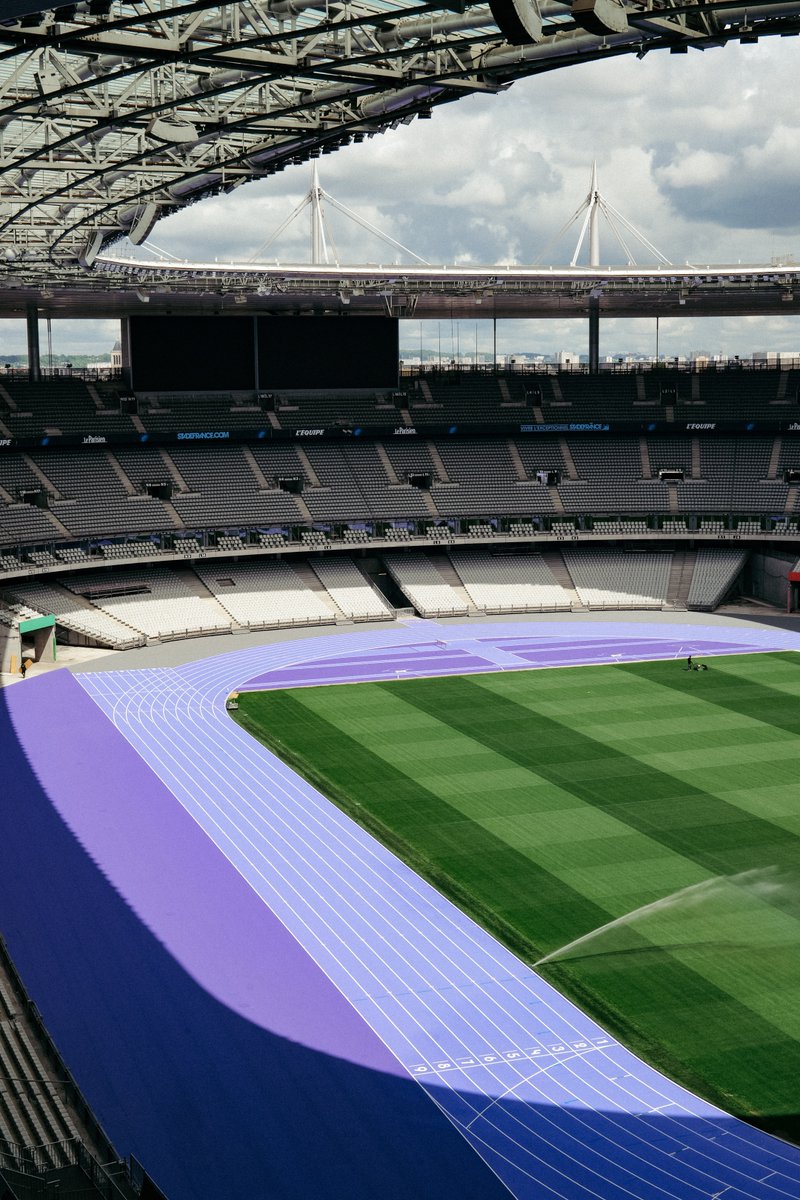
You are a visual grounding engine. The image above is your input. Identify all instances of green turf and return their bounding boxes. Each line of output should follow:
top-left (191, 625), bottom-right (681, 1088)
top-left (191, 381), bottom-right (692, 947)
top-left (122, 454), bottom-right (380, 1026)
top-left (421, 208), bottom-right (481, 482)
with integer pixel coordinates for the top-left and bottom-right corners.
top-left (234, 651), bottom-right (800, 1142)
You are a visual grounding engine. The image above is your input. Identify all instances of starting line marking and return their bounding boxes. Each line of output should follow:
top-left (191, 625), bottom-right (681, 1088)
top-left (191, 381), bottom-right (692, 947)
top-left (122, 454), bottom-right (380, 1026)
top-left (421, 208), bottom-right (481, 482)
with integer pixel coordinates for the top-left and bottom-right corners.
top-left (408, 1036), bottom-right (616, 1075)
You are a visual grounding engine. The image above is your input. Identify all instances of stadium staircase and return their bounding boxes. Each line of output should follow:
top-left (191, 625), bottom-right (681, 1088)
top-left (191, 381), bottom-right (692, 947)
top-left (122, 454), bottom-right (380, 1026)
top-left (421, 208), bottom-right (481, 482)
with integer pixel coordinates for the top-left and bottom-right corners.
top-left (152, 449), bottom-right (187, 496)
top-left (28, 506), bottom-right (73, 541)
top-left (0, 1138), bottom-right (163, 1200)
top-left (160, 499), bottom-right (185, 530)
top-left (768, 436), bottom-right (783, 478)
top-left (85, 383), bottom-right (105, 412)
top-left (507, 441), bottom-right (528, 480)
top-left (558, 438), bottom-right (578, 480)
top-left (418, 489), bottom-right (440, 517)
top-left (548, 484), bottom-right (566, 513)
top-left (639, 437), bottom-right (652, 478)
top-left (666, 548), bottom-right (696, 609)
top-left (426, 442), bottom-right (450, 483)
top-left (240, 446), bottom-right (271, 490)
top-left (786, 485), bottom-right (799, 515)
top-left (176, 566), bottom-right (242, 627)
top-left (374, 443), bottom-right (399, 484)
top-left (498, 379), bottom-right (523, 408)
top-left (294, 447), bottom-right (322, 487)
top-left (537, 549), bottom-right (583, 608)
top-left (430, 555), bottom-right (477, 612)
top-left (105, 452), bottom-right (136, 496)
top-left (293, 492), bottom-right (315, 522)
top-left (288, 560), bottom-right (346, 619)
top-left (19, 455), bottom-right (61, 501)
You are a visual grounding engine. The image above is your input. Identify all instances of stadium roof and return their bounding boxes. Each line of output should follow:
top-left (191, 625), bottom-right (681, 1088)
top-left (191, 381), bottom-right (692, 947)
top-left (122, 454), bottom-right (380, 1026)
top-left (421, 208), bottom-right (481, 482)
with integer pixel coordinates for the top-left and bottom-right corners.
top-left (0, 257), bottom-right (799, 320)
top-left (2, 0), bottom-right (800, 286)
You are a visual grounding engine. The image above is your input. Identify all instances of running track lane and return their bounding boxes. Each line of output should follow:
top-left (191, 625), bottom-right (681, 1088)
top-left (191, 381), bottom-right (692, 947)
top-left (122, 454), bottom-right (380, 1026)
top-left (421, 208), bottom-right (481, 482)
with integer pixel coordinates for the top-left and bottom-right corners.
top-left (75, 618), bottom-right (800, 1200)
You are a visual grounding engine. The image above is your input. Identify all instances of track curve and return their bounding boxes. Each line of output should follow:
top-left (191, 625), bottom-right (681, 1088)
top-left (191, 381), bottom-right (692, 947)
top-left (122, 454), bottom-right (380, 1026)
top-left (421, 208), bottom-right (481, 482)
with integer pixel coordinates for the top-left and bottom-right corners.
top-left (67, 617), bottom-right (800, 1200)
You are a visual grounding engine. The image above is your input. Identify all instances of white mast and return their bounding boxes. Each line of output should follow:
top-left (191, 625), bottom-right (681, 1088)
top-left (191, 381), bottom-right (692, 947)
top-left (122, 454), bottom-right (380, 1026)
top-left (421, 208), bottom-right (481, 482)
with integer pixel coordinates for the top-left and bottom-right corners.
top-left (247, 165), bottom-right (430, 266)
top-left (536, 161), bottom-right (671, 268)
top-left (588, 160), bottom-right (600, 268)
top-left (310, 162), bottom-right (326, 265)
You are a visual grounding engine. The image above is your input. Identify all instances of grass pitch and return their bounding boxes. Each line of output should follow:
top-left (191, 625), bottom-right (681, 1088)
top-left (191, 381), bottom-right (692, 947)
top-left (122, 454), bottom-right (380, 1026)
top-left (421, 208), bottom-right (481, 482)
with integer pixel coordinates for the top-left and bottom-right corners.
top-left (234, 651), bottom-right (800, 1142)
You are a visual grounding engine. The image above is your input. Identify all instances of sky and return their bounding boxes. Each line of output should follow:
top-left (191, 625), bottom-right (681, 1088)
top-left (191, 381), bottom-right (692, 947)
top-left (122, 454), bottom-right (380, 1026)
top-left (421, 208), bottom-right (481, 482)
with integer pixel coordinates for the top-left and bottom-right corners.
top-left (2, 33), bottom-right (800, 360)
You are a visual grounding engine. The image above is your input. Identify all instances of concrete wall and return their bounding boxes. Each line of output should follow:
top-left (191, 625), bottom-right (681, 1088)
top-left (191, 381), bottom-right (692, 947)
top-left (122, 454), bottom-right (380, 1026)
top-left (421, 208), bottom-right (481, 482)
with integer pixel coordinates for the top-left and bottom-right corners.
top-left (748, 550), bottom-right (796, 608)
top-left (0, 626), bottom-right (21, 674)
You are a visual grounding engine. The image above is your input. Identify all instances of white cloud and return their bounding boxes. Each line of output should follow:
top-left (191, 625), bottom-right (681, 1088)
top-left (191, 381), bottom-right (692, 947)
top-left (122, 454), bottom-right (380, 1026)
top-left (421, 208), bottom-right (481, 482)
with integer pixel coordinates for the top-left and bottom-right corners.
top-left (657, 149), bottom-right (734, 190)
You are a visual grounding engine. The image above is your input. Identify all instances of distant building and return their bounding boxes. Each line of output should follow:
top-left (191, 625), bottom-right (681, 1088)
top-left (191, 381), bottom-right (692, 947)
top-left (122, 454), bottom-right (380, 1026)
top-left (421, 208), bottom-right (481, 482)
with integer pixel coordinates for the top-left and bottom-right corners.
top-left (753, 350), bottom-right (800, 367)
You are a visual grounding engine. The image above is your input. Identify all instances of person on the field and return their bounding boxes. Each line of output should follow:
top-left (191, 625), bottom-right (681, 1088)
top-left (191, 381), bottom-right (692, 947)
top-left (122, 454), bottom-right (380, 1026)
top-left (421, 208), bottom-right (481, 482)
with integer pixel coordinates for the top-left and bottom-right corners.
top-left (686, 655), bottom-right (693, 671)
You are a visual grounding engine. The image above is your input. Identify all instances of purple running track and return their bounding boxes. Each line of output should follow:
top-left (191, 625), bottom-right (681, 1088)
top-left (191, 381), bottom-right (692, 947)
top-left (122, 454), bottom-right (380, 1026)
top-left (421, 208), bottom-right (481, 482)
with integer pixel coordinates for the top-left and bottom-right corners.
top-left (239, 630), bottom-right (765, 691)
top-left (74, 618), bottom-right (800, 1200)
top-left (4, 616), bottom-right (800, 1200)
top-left (0, 668), bottom-right (512, 1200)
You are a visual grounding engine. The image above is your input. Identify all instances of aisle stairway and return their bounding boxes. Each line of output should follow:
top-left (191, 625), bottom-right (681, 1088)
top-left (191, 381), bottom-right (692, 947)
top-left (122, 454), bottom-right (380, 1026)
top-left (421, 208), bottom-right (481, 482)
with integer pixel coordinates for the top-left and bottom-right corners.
top-left (536, 549), bottom-right (583, 608)
top-left (666, 548), bottom-right (696, 609)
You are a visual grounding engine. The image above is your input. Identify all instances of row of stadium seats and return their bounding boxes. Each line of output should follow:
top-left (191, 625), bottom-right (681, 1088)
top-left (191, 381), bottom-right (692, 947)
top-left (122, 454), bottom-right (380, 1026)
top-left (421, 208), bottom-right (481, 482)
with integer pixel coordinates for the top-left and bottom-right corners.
top-left (3, 434), bottom-right (800, 550)
top-left (2, 556), bottom-right (395, 644)
top-left (0, 546), bottom-right (751, 646)
top-left (2, 369), bottom-right (800, 438)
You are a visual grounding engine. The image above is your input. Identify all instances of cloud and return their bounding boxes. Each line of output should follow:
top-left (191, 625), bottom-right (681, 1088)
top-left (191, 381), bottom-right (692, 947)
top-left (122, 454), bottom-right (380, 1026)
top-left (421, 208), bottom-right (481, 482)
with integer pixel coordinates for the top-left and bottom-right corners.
top-left (657, 150), bottom-right (734, 190)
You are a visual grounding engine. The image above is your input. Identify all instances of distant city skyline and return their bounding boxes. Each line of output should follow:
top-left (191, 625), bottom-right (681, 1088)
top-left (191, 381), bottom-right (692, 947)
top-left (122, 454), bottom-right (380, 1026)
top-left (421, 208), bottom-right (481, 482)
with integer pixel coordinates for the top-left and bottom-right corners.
top-left (2, 324), bottom-right (800, 370)
top-left (0, 308), bottom-right (789, 365)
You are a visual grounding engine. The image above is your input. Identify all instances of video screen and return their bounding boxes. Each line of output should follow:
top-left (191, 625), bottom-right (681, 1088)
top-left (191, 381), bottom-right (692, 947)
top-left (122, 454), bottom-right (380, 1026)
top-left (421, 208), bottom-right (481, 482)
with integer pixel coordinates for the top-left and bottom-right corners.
top-left (129, 316), bottom-right (256, 390)
top-left (257, 316), bottom-right (398, 389)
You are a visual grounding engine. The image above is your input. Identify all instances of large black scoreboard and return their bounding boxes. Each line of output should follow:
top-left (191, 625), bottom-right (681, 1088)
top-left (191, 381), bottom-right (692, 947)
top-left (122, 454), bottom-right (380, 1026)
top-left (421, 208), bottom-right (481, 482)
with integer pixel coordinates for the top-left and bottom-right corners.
top-left (126, 314), bottom-right (399, 391)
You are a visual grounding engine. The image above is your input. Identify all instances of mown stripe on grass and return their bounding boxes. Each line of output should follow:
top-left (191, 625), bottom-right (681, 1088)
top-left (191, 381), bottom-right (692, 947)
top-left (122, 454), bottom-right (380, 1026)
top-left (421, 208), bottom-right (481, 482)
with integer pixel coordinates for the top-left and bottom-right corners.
top-left (394, 673), bottom-right (800, 880)
top-left (619, 652), bottom-right (800, 738)
top-left (289, 678), bottom-right (722, 928)
top-left (471, 659), bottom-right (800, 844)
top-left (235, 689), bottom-right (614, 960)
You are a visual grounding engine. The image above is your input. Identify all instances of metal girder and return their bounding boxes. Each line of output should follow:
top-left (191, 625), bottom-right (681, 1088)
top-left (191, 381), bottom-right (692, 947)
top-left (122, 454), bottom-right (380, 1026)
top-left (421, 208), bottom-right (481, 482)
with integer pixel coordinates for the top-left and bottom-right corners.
top-left (0, 1), bottom-right (799, 276)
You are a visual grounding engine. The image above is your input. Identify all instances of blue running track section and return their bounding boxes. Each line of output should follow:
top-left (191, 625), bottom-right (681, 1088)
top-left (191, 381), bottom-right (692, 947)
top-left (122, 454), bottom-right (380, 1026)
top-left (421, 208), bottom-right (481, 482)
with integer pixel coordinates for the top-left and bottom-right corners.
top-left (4, 617), bottom-right (800, 1199)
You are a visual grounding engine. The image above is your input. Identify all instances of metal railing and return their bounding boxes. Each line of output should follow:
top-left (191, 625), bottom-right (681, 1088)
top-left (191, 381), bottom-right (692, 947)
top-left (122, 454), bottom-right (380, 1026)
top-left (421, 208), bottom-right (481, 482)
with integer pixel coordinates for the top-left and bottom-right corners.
top-left (400, 360), bottom-right (800, 377)
top-left (0, 1135), bottom-right (135, 1199)
top-left (0, 516), bottom-right (796, 580)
